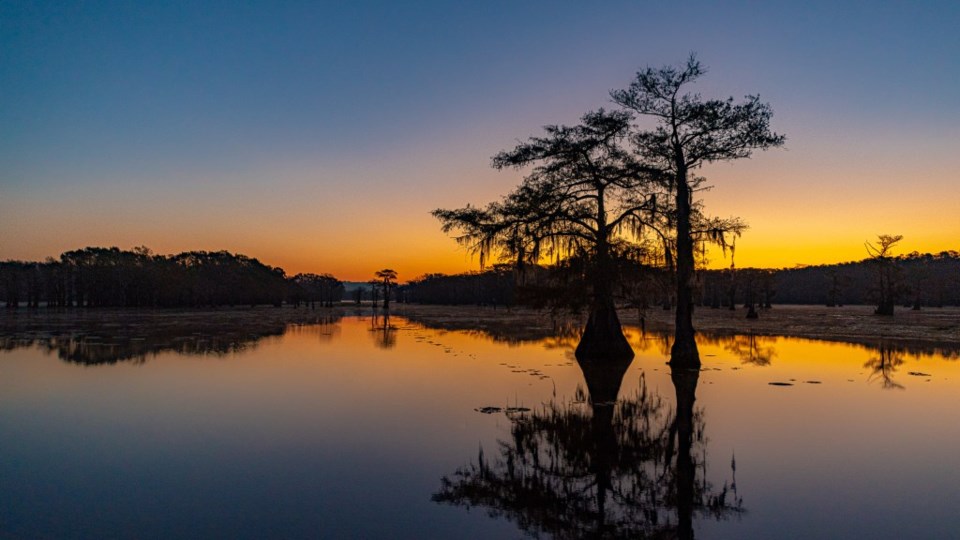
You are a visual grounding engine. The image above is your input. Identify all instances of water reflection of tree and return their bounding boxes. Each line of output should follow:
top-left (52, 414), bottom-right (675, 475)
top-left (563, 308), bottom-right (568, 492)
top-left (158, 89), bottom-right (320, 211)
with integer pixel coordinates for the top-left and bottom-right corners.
top-left (288, 314), bottom-right (343, 343)
top-left (864, 344), bottom-right (906, 390)
top-left (0, 310), bottom-right (344, 365)
top-left (433, 355), bottom-right (741, 539)
top-left (721, 334), bottom-right (777, 366)
top-left (369, 312), bottom-right (397, 349)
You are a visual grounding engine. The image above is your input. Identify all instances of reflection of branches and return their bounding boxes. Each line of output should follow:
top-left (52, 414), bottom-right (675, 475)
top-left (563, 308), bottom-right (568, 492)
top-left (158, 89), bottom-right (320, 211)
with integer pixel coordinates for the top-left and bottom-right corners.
top-left (864, 344), bottom-right (906, 390)
top-left (369, 312), bottom-right (397, 349)
top-left (722, 334), bottom-right (777, 366)
top-left (434, 365), bottom-right (741, 539)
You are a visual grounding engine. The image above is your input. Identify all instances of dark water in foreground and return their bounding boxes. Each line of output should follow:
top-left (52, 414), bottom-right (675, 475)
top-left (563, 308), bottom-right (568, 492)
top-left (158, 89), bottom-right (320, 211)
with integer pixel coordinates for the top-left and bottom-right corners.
top-left (1, 310), bottom-right (959, 539)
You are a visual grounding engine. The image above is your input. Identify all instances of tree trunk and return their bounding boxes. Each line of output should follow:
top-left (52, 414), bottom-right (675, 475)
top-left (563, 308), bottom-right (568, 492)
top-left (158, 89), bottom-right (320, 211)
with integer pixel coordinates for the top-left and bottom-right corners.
top-left (671, 169), bottom-right (700, 368)
top-left (576, 236), bottom-right (633, 361)
top-left (576, 301), bottom-right (634, 360)
top-left (875, 300), bottom-right (894, 316)
top-left (577, 197), bottom-right (633, 361)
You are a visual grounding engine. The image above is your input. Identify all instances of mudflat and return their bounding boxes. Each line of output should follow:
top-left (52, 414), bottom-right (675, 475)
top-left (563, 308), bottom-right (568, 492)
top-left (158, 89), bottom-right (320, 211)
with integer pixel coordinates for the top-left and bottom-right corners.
top-left (2, 303), bottom-right (957, 347)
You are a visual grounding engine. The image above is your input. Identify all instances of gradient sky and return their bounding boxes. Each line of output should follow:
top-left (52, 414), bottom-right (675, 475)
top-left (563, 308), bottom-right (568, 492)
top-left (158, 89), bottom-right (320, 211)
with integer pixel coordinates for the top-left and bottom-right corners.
top-left (2, 1), bottom-right (958, 281)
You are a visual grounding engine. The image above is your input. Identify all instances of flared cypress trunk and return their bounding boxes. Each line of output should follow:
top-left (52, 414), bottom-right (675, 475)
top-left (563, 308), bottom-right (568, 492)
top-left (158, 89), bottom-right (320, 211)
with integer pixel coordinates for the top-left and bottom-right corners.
top-left (575, 240), bottom-right (633, 360)
top-left (576, 301), bottom-right (634, 359)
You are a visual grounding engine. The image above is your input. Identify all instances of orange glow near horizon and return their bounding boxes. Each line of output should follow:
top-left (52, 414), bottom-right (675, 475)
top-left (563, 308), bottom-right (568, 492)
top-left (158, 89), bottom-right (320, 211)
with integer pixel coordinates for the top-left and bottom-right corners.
top-left (2, 200), bottom-right (957, 283)
top-left (1, 143), bottom-right (957, 282)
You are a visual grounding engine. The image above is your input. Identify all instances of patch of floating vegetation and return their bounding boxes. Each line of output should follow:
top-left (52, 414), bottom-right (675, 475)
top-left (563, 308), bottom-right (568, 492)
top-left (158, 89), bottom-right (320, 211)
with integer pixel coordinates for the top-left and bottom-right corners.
top-left (908, 371), bottom-right (932, 377)
top-left (474, 406), bottom-right (531, 415)
top-left (768, 382), bottom-right (794, 386)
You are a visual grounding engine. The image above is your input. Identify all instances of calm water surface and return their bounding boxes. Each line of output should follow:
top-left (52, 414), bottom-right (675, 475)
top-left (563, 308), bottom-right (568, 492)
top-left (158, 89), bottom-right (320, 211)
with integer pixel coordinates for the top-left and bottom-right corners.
top-left (1, 310), bottom-right (959, 539)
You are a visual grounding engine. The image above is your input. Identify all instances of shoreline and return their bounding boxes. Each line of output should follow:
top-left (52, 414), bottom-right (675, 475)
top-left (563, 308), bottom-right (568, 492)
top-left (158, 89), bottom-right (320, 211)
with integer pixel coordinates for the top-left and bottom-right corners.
top-left (2, 303), bottom-right (958, 348)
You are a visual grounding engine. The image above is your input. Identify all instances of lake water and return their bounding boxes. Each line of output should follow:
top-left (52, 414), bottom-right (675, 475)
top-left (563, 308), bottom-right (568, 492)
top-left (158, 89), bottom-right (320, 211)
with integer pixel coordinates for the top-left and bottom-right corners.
top-left (2, 310), bottom-right (959, 539)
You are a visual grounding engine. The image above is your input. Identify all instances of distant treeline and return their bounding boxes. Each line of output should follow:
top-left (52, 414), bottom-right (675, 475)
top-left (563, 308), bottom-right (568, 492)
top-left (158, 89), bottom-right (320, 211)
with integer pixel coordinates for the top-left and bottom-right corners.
top-left (727, 251), bottom-right (960, 307)
top-left (403, 266), bottom-right (517, 307)
top-left (402, 251), bottom-right (960, 309)
top-left (4, 247), bottom-right (957, 310)
top-left (0, 247), bottom-right (343, 308)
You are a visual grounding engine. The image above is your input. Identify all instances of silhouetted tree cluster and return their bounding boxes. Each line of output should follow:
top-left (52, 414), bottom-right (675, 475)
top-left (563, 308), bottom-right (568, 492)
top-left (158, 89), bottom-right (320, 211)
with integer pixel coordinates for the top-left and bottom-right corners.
top-left (0, 246), bottom-right (344, 308)
top-left (404, 266), bottom-right (518, 307)
top-left (290, 273), bottom-right (344, 308)
top-left (435, 55), bottom-right (782, 364)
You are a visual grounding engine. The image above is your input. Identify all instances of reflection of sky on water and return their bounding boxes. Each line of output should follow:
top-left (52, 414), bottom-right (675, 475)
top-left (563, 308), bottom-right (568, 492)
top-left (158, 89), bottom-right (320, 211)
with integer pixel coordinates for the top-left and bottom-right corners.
top-left (1, 313), bottom-right (959, 538)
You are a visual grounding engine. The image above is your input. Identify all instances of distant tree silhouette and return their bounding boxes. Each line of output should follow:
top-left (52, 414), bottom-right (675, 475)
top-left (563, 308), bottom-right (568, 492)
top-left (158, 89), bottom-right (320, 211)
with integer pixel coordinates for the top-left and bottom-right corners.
top-left (374, 269), bottom-right (397, 309)
top-left (434, 109), bottom-right (665, 359)
top-left (612, 55), bottom-right (784, 368)
top-left (368, 279), bottom-right (380, 307)
top-left (865, 234), bottom-right (903, 316)
top-left (353, 286), bottom-right (364, 305)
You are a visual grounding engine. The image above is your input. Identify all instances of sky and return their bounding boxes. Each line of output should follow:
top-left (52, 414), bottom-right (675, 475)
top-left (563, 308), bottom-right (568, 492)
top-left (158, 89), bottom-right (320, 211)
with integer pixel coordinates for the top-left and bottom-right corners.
top-left (2, 1), bottom-right (958, 281)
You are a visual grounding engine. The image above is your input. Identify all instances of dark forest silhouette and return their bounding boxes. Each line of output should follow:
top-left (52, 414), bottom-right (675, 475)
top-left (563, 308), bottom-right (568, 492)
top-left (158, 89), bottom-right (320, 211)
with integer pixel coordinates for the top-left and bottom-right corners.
top-left (3, 246), bottom-right (957, 315)
top-left (402, 251), bottom-right (960, 311)
top-left (0, 246), bottom-right (343, 309)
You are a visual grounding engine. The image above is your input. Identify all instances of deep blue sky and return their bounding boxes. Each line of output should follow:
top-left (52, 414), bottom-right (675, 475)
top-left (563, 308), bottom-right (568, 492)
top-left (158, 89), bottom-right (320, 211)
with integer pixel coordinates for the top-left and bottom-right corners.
top-left (2, 1), bottom-right (958, 277)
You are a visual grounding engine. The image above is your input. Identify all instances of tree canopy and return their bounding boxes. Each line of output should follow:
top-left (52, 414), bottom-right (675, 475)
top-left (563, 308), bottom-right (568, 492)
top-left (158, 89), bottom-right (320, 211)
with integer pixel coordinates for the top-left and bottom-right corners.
top-left (434, 109), bottom-right (665, 357)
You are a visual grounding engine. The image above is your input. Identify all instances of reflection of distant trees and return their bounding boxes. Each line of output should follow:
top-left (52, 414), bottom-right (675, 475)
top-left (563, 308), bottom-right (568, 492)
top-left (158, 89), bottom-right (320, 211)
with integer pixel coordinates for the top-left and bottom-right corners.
top-left (403, 309), bottom-right (960, 365)
top-left (401, 308), bottom-right (585, 346)
top-left (0, 310), bottom-right (343, 365)
top-left (0, 246), bottom-right (344, 309)
top-left (434, 355), bottom-right (741, 539)
top-left (369, 312), bottom-right (397, 349)
top-left (721, 334), bottom-right (777, 366)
